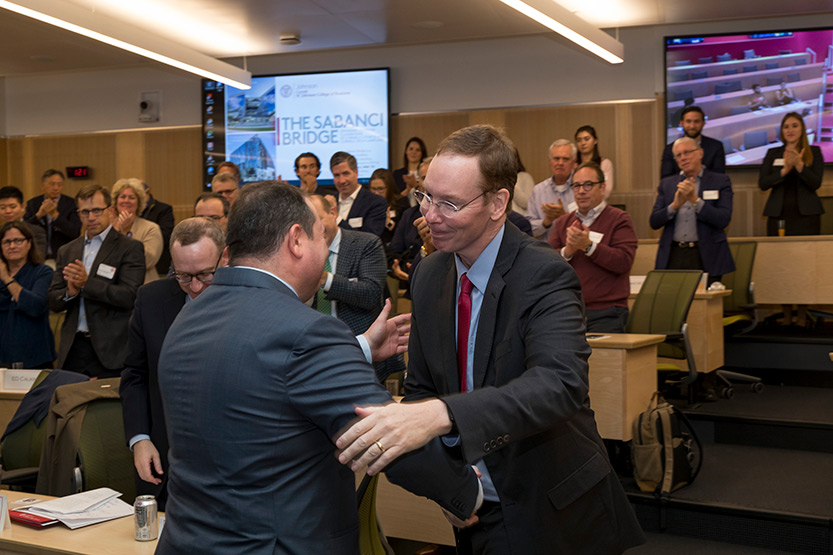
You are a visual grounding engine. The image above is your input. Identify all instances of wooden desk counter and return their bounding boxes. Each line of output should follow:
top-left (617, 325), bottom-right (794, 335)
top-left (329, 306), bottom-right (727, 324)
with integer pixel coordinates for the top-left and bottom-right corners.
top-left (0, 490), bottom-right (155, 555)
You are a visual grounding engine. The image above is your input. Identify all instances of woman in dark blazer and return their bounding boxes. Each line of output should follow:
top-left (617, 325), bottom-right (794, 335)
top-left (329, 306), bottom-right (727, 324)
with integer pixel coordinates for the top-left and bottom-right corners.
top-left (0, 221), bottom-right (55, 368)
top-left (369, 168), bottom-right (410, 251)
top-left (759, 111), bottom-right (825, 236)
top-left (392, 136), bottom-right (427, 201)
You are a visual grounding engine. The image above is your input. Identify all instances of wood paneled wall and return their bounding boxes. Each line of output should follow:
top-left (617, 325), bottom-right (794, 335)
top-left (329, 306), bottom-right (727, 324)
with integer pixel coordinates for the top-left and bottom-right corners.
top-left (3, 98), bottom-right (831, 237)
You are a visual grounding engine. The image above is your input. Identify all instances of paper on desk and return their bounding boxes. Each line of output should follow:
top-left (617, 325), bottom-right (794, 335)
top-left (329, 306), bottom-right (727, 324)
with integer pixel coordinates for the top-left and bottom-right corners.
top-left (25, 488), bottom-right (132, 529)
top-left (0, 495), bottom-right (11, 530)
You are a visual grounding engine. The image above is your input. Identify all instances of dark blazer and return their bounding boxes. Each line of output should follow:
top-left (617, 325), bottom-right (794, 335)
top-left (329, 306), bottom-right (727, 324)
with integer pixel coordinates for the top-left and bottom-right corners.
top-left (387, 223), bottom-right (645, 555)
top-left (47, 229), bottom-right (145, 371)
top-left (120, 278), bottom-right (186, 502)
top-left (23, 222), bottom-right (48, 260)
top-left (156, 267), bottom-right (479, 555)
top-left (320, 229), bottom-right (386, 337)
top-left (24, 195), bottom-right (82, 257)
top-left (142, 195), bottom-right (175, 276)
top-left (0, 263), bottom-right (56, 368)
top-left (387, 204), bottom-right (422, 265)
top-left (338, 187), bottom-right (387, 237)
top-left (650, 169), bottom-right (736, 276)
top-left (661, 135), bottom-right (726, 178)
top-left (759, 145), bottom-right (825, 217)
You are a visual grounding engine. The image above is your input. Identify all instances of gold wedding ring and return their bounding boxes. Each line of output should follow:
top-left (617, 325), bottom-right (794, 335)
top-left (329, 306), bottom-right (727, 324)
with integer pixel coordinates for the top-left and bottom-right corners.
top-left (374, 440), bottom-right (386, 453)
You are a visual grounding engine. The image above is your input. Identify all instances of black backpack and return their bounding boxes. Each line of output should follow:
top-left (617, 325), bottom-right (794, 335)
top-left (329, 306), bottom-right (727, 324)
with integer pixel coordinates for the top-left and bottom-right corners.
top-left (631, 392), bottom-right (702, 495)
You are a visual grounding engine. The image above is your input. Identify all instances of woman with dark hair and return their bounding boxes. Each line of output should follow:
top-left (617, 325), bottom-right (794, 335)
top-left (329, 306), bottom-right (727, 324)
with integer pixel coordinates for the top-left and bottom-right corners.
top-left (575, 125), bottom-right (614, 198)
top-left (369, 168), bottom-right (410, 249)
top-left (512, 151), bottom-right (536, 215)
top-left (0, 221), bottom-right (56, 368)
top-left (759, 111), bottom-right (825, 326)
top-left (393, 137), bottom-right (427, 204)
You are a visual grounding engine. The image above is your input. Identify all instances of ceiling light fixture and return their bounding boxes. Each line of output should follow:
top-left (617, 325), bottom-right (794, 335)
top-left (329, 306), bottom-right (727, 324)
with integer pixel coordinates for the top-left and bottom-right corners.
top-left (498, 0), bottom-right (623, 64)
top-left (0, 0), bottom-right (252, 89)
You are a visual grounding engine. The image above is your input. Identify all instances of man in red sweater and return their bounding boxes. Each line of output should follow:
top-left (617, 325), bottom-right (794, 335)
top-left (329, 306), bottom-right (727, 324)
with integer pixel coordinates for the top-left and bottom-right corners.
top-left (549, 162), bottom-right (637, 332)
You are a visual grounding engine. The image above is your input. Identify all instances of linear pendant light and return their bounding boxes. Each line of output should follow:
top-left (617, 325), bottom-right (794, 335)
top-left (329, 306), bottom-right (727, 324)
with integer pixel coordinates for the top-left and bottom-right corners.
top-left (0, 0), bottom-right (251, 89)
top-left (499, 0), bottom-right (624, 64)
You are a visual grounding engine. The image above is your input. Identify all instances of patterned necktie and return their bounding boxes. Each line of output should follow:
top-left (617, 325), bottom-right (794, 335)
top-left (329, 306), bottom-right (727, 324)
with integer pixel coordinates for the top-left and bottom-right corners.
top-left (316, 255), bottom-right (332, 315)
top-left (457, 273), bottom-right (474, 393)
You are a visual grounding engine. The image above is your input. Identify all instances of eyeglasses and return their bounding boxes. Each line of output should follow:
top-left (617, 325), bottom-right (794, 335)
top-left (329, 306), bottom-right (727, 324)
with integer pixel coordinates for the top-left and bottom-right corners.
top-left (673, 148), bottom-right (701, 160)
top-left (77, 208), bottom-right (107, 218)
top-left (570, 181), bottom-right (602, 192)
top-left (174, 254), bottom-right (223, 284)
top-left (1, 237), bottom-right (28, 247)
top-left (414, 190), bottom-right (486, 218)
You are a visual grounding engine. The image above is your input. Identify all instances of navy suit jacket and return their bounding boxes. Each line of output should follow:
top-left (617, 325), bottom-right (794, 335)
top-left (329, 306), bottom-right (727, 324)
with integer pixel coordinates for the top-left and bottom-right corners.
top-left (338, 187), bottom-right (387, 237)
top-left (661, 135), bottom-right (726, 178)
top-left (650, 169), bottom-right (736, 276)
top-left (157, 267), bottom-right (479, 555)
top-left (24, 195), bottom-right (82, 257)
top-left (388, 223), bottom-right (645, 554)
top-left (120, 277), bottom-right (186, 503)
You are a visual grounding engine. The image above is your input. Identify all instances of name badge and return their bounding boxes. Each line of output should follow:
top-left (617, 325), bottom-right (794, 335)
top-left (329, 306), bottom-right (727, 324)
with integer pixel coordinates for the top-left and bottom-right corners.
top-left (96, 263), bottom-right (116, 280)
top-left (773, 158), bottom-right (785, 167)
top-left (703, 190), bottom-right (719, 201)
top-left (348, 217), bottom-right (363, 228)
top-left (588, 231), bottom-right (604, 243)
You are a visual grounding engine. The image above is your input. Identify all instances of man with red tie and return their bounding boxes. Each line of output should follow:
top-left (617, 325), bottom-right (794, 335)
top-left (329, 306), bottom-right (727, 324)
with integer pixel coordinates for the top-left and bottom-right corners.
top-left (336, 125), bottom-right (643, 555)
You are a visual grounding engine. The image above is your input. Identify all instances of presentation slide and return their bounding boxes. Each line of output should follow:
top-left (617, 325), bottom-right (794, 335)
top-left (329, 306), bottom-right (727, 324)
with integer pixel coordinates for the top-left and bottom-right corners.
top-left (203, 68), bottom-right (389, 186)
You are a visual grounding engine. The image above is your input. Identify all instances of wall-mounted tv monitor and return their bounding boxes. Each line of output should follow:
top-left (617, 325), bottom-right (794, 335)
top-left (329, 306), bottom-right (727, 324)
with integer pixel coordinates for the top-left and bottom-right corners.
top-left (201, 68), bottom-right (390, 188)
top-left (665, 28), bottom-right (833, 166)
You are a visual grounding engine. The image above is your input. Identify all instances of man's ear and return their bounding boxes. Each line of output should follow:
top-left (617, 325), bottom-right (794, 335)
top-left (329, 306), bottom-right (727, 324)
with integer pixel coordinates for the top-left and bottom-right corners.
top-left (285, 224), bottom-right (306, 259)
top-left (491, 188), bottom-right (510, 220)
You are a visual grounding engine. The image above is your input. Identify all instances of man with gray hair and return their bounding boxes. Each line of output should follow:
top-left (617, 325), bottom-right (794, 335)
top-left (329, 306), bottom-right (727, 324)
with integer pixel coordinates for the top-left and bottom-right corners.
top-left (650, 135), bottom-right (734, 284)
top-left (526, 139), bottom-right (579, 240)
top-left (211, 172), bottom-right (241, 206)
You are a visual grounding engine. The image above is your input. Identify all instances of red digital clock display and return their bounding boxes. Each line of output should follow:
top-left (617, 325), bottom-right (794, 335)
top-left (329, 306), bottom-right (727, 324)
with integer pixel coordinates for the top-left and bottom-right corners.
top-left (66, 166), bottom-right (90, 178)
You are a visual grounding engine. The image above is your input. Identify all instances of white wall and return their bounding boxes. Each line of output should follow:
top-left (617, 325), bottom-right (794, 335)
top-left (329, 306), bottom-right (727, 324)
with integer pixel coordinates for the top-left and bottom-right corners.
top-left (1, 13), bottom-right (827, 136)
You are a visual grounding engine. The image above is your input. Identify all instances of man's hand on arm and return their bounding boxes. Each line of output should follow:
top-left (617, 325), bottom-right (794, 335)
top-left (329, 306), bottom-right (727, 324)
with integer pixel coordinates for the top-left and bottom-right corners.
top-left (133, 439), bottom-right (163, 485)
top-left (335, 398), bottom-right (452, 475)
top-left (361, 298), bottom-right (410, 361)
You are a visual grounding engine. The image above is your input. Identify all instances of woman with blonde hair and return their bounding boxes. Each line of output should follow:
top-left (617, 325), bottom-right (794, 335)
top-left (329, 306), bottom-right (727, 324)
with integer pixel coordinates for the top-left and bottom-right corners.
top-left (111, 178), bottom-right (163, 283)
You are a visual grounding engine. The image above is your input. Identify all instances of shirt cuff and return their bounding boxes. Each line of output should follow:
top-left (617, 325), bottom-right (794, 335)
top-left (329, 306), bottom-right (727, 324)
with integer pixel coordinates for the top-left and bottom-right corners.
top-left (560, 246), bottom-right (573, 261)
top-left (323, 272), bottom-right (333, 292)
top-left (474, 474), bottom-right (484, 512)
top-left (666, 204), bottom-right (678, 218)
top-left (356, 334), bottom-right (372, 363)
top-left (694, 198), bottom-right (704, 213)
top-left (585, 241), bottom-right (598, 257)
top-left (129, 434), bottom-right (151, 451)
top-left (63, 292), bottom-right (79, 301)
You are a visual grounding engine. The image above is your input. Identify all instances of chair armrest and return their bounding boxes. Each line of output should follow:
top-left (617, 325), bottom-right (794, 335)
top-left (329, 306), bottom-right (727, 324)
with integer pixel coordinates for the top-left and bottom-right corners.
top-left (0, 466), bottom-right (39, 485)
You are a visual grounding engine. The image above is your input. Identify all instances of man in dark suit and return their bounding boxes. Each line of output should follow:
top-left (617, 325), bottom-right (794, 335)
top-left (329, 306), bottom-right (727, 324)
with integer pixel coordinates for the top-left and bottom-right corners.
top-left (330, 151), bottom-right (387, 236)
top-left (651, 136), bottom-right (735, 283)
top-left (140, 181), bottom-right (175, 276)
top-left (156, 182), bottom-right (480, 554)
top-left (661, 105), bottom-right (726, 178)
top-left (47, 184), bottom-right (145, 378)
top-left (337, 125), bottom-right (644, 554)
top-left (120, 217), bottom-right (225, 509)
top-left (24, 169), bottom-right (82, 259)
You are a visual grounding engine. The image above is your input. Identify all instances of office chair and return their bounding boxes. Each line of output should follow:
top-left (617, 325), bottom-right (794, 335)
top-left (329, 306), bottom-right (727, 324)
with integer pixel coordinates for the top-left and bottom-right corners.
top-left (357, 474), bottom-right (394, 555)
top-left (743, 130), bottom-right (769, 150)
top-left (626, 270), bottom-right (702, 403)
top-left (743, 49), bottom-right (756, 59)
top-left (779, 50), bottom-right (792, 55)
top-left (742, 64), bottom-right (758, 73)
top-left (716, 53), bottom-right (733, 62)
top-left (794, 58), bottom-right (807, 66)
top-left (698, 57), bottom-right (714, 64)
top-left (673, 89), bottom-right (694, 102)
top-left (765, 62), bottom-right (779, 70)
top-left (0, 370), bottom-right (52, 491)
top-left (722, 68), bottom-right (739, 75)
top-left (720, 137), bottom-right (734, 154)
top-left (730, 105), bottom-right (750, 116)
top-left (674, 60), bottom-right (691, 67)
top-left (766, 76), bottom-right (783, 87)
top-left (691, 71), bottom-right (709, 80)
top-left (787, 72), bottom-right (802, 83)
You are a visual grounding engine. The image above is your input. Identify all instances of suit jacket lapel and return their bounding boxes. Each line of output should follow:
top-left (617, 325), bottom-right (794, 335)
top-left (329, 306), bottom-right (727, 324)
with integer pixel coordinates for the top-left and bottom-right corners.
top-left (163, 281), bottom-right (187, 329)
top-left (433, 256), bottom-right (459, 393)
top-left (91, 231), bottom-right (118, 277)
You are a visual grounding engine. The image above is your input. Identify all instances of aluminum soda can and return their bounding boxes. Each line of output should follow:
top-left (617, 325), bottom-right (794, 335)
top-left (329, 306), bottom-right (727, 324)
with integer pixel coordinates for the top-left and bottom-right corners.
top-left (134, 495), bottom-right (158, 541)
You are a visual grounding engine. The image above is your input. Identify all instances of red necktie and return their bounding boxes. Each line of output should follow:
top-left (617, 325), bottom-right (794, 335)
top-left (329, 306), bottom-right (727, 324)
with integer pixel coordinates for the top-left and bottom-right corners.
top-left (457, 273), bottom-right (474, 393)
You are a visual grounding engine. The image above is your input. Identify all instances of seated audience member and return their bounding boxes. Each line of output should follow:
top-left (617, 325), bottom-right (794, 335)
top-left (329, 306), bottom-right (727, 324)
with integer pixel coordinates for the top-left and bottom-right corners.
top-left (112, 178), bottom-right (164, 283)
top-left (294, 152), bottom-right (338, 197)
top-left (216, 160), bottom-right (240, 180)
top-left (526, 139), bottom-right (578, 240)
top-left (512, 151), bottom-right (536, 215)
top-left (211, 172), bottom-right (241, 206)
top-left (0, 186), bottom-right (47, 256)
top-left (548, 163), bottom-right (637, 332)
top-left (369, 168), bottom-right (410, 250)
top-left (24, 169), bottom-right (82, 260)
top-left (0, 222), bottom-right (56, 368)
top-left (775, 82), bottom-right (798, 105)
top-left (393, 137), bottom-right (427, 204)
top-left (155, 182), bottom-right (478, 554)
top-left (140, 181), bottom-right (175, 277)
top-left (330, 151), bottom-right (387, 236)
top-left (575, 125), bottom-right (614, 198)
top-left (661, 105), bottom-right (726, 178)
top-left (650, 136), bottom-right (735, 285)
top-left (748, 84), bottom-right (768, 111)
top-left (194, 192), bottom-right (229, 232)
top-left (47, 184), bottom-right (144, 378)
top-left (121, 217), bottom-right (226, 510)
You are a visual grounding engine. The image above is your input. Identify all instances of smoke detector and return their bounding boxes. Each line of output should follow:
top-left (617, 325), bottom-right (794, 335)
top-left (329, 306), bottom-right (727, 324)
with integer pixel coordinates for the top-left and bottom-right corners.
top-left (280, 33), bottom-right (301, 46)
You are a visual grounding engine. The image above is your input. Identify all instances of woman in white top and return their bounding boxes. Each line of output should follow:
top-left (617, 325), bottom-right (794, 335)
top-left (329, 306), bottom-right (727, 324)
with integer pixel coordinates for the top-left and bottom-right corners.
top-left (512, 151), bottom-right (535, 215)
top-left (111, 178), bottom-right (163, 283)
top-left (575, 125), bottom-right (614, 199)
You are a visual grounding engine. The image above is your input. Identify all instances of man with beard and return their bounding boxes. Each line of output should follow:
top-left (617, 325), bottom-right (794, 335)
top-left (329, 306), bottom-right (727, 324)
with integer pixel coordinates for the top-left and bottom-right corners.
top-left (660, 105), bottom-right (726, 178)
